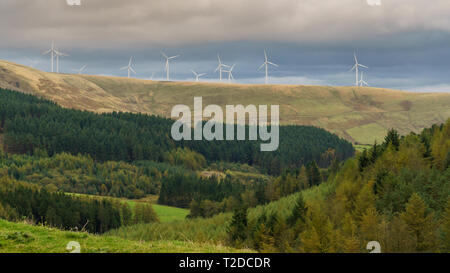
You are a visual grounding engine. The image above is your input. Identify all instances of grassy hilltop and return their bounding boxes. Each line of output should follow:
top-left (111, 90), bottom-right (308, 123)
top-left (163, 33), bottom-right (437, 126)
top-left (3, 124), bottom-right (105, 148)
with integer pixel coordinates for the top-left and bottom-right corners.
top-left (1, 60), bottom-right (449, 144)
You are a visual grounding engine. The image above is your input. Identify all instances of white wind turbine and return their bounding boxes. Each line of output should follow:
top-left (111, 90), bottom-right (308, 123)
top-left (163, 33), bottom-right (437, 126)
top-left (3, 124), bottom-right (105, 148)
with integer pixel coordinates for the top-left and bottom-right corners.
top-left (120, 57), bottom-right (136, 78)
top-left (73, 65), bottom-right (87, 75)
top-left (223, 64), bottom-right (236, 83)
top-left (54, 48), bottom-right (68, 73)
top-left (191, 70), bottom-right (207, 82)
top-left (215, 54), bottom-right (230, 82)
top-left (258, 50), bottom-right (278, 84)
top-left (161, 51), bottom-right (180, 81)
top-left (358, 71), bottom-right (369, 87)
top-left (42, 41), bottom-right (58, 72)
top-left (350, 52), bottom-right (368, 87)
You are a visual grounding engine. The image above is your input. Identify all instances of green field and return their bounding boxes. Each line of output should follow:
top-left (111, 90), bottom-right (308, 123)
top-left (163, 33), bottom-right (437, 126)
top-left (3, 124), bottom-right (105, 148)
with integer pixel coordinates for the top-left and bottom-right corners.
top-left (151, 204), bottom-right (189, 223)
top-left (0, 220), bottom-right (252, 253)
top-left (69, 193), bottom-right (189, 223)
top-left (1, 59), bottom-right (449, 144)
top-left (108, 182), bottom-right (333, 245)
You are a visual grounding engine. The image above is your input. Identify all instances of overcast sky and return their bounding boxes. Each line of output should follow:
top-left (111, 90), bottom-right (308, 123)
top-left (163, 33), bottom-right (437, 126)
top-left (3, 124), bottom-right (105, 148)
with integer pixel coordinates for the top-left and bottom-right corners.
top-left (1, 0), bottom-right (450, 91)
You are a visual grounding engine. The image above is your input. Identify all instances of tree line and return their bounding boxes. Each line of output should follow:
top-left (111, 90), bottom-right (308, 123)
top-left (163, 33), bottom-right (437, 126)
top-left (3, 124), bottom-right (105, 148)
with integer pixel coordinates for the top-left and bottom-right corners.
top-left (0, 178), bottom-right (158, 234)
top-left (0, 88), bottom-right (354, 175)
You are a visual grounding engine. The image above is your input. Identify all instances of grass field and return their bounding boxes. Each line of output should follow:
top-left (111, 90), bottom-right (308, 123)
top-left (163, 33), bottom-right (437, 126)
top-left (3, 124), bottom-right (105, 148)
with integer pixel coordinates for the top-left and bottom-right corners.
top-left (1, 60), bottom-right (449, 144)
top-left (68, 193), bottom-right (189, 223)
top-left (0, 220), bottom-right (253, 253)
top-left (108, 182), bottom-right (334, 245)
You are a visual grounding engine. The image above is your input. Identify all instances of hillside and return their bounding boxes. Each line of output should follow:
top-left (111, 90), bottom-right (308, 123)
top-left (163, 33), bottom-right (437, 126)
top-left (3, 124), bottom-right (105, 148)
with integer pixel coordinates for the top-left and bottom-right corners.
top-left (0, 220), bottom-right (252, 253)
top-left (110, 120), bottom-right (450, 252)
top-left (1, 60), bottom-right (449, 144)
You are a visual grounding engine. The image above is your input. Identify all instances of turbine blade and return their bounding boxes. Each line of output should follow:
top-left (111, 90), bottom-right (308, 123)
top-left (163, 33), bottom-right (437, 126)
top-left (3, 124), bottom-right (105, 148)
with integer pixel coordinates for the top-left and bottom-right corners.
top-left (258, 63), bottom-right (265, 71)
top-left (359, 64), bottom-right (369, 69)
top-left (267, 61), bottom-right (279, 67)
top-left (160, 51), bottom-right (168, 59)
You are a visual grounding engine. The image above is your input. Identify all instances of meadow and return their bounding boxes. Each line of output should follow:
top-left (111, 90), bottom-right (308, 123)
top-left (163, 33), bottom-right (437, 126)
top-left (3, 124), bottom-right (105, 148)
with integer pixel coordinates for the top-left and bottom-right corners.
top-left (0, 219), bottom-right (252, 253)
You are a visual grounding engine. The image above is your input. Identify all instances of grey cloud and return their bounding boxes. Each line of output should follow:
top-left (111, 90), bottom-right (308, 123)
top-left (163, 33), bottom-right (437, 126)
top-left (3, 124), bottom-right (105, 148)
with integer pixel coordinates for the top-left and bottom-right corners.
top-left (2, 0), bottom-right (450, 50)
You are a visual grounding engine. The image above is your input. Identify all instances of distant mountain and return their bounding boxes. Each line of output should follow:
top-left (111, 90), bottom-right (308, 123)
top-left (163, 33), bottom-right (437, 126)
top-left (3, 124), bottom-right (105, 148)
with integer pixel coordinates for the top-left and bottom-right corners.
top-left (1, 59), bottom-right (449, 144)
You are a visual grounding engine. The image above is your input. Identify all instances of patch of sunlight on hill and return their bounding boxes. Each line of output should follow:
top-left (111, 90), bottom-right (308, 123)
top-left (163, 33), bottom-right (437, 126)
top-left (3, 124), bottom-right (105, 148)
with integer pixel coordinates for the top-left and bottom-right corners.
top-left (1, 59), bottom-right (449, 145)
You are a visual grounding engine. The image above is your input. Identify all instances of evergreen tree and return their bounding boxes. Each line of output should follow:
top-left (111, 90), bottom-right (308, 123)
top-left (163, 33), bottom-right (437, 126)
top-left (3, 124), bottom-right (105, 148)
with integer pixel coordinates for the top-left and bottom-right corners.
top-left (228, 207), bottom-right (248, 246)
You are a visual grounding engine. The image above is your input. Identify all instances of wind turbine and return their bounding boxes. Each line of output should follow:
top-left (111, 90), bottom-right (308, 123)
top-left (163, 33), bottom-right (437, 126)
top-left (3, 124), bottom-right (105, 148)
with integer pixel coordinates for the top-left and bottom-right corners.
top-left (223, 64), bottom-right (235, 83)
top-left (161, 51), bottom-right (180, 81)
top-left (358, 72), bottom-right (369, 87)
top-left (258, 50), bottom-right (278, 84)
top-left (215, 54), bottom-right (230, 82)
top-left (54, 48), bottom-right (68, 73)
top-left (191, 70), bottom-right (207, 82)
top-left (350, 52), bottom-right (368, 87)
top-left (120, 57), bottom-right (136, 78)
top-left (73, 65), bottom-right (87, 75)
top-left (42, 41), bottom-right (57, 72)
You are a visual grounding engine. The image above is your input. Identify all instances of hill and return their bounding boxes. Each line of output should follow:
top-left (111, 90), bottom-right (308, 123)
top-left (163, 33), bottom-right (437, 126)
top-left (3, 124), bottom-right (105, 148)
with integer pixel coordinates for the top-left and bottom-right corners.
top-left (1, 60), bottom-right (449, 144)
top-left (0, 219), bottom-right (252, 253)
top-left (110, 120), bottom-right (450, 252)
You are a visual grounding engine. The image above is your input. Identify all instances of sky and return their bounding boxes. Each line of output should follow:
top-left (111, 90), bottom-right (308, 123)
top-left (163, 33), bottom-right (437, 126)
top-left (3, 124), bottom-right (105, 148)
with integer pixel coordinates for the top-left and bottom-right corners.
top-left (1, 0), bottom-right (450, 92)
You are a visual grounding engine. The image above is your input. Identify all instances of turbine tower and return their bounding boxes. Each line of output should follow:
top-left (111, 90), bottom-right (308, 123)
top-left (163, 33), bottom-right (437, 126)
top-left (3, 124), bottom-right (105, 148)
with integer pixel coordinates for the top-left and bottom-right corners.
top-left (54, 49), bottom-right (68, 73)
top-left (161, 51), bottom-right (180, 81)
top-left (120, 57), bottom-right (136, 78)
top-left (350, 52), bottom-right (368, 87)
top-left (258, 50), bottom-right (278, 84)
top-left (73, 65), bottom-right (87, 75)
top-left (42, 41), bottom-right (58, 73)
top-left (358, 72), bottom-right (369, 87)
top-left (215, 54), bottom-right (230, 82)
top-left (223, 64), bottom-right (235, 83)
top-left (191, 70), bottom-right (207, 82)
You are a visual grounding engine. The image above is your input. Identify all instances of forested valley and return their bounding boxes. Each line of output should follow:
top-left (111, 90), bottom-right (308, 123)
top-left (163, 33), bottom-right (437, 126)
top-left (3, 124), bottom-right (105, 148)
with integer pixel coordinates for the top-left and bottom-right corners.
top-left (0, 88), bottom-right (353, 234)
top-left (0, 87), bottom-right (448, 253)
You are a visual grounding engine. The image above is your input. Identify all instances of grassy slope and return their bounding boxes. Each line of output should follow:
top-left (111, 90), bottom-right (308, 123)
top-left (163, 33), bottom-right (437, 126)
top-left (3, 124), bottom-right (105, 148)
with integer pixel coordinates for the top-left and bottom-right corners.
top-left (1, 60), bottom-right (449, 144)
top-left (108, 182), bottom-right (334, 245)
top-left (69, 193), bottom-right (189, 223)
top-left (0, 220), bottom-right (253, 253)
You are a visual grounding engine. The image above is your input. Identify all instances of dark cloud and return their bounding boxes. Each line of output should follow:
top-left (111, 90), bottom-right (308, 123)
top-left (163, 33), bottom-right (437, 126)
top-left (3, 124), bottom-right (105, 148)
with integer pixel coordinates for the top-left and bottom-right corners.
top-left (0, 0), bottom-right (450, 91)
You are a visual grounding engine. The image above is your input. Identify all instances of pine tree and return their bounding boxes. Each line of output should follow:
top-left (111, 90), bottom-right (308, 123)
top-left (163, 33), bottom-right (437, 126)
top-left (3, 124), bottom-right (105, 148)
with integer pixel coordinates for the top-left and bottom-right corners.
top-left (384, 129), bottom-right (400, 150)
top-left (300, 206), bottom-right (334, 253)
top-left (360, 207), bottom-right (380, 243)
top-left (228, 207), bottom-right (248, 246)
top-left (287, 194), bottom-right (308, 228)
top-left (306, 162), bottom-right (321, 186)
top-left (400, 193), bottom-right (438, 252)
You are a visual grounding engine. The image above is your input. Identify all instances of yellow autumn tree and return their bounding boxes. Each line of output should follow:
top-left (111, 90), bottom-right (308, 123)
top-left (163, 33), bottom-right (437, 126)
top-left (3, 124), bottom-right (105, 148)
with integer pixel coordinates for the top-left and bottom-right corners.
top-left (400, 193), bottom-right (438, 252)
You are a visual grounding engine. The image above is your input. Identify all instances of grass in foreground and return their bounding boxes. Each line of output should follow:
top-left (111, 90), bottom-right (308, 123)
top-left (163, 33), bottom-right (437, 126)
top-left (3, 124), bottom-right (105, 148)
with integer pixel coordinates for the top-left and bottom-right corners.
top-left (0, 220), bottom-right (253, 253)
